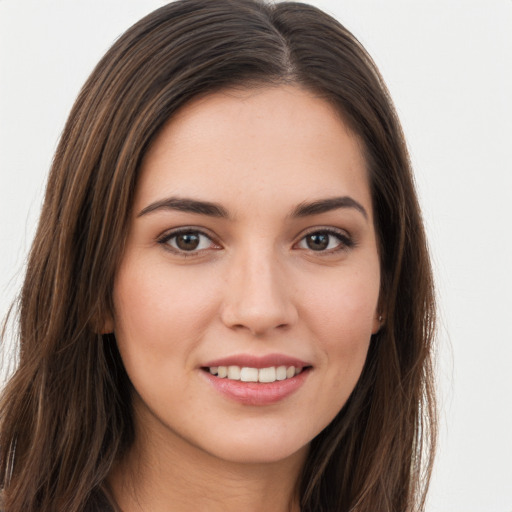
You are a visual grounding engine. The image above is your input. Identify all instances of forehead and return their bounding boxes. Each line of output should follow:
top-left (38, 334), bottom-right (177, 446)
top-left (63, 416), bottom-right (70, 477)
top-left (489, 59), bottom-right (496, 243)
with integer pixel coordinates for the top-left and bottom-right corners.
top-left (135, 85), bottom-right (372, 220)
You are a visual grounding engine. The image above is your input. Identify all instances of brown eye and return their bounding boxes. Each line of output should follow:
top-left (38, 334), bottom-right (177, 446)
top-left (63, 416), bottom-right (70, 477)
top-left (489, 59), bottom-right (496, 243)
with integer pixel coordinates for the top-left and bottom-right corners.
top-left (297, 229), bottom-right (353, 252)
top-left (160, 230), bottom-right (216, 253)
top-left (175, 232), bottom-right (201, 251)
top-left (306, 233), bottom-right (329, 251)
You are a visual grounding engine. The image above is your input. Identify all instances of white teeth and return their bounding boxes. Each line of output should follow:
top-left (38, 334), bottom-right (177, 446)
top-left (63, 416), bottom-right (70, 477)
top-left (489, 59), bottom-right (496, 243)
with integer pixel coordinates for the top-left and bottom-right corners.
top-left (208, 365), bottom-right (304, 383)
top-left (227, 365), bottom-right (241, 380)
top-left (240, 367), bottom-right (259, 382)
top-left (276, 366), bottom-right (287, 381)
top-left (258, 367), bottom-right (276, 383)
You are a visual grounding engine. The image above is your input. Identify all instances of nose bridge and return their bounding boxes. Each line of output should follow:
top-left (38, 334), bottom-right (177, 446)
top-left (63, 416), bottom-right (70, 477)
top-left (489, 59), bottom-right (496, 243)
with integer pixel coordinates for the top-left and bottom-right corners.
top-left (221, 241), bottom-right (297, 335)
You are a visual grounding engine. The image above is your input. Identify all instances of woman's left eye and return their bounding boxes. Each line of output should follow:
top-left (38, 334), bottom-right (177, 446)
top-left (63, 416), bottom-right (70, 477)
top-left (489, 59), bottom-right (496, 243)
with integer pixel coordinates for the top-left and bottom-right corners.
top-left (159, 230), bottom-right (217, 253)
top-left (296, 230), bottom-right (352, 252)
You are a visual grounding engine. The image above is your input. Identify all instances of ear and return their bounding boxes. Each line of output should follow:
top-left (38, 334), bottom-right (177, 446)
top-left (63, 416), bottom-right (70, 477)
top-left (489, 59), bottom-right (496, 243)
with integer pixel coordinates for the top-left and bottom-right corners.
top-left (372, 312), bottom-right (384, 334)
top-left (100, 314), bottom-right (115, 334)
top-left (91, 309), bottom-right (115, 335)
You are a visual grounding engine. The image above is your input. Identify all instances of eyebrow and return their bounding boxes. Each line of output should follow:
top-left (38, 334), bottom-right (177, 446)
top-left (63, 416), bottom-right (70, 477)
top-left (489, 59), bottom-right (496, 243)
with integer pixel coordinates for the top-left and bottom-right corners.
top-left (137, 195), bottom-right (368, 220)
top-left (291, 196), bottom-right (368, 220)
top-left (137, 197), bottom-right (229, 218)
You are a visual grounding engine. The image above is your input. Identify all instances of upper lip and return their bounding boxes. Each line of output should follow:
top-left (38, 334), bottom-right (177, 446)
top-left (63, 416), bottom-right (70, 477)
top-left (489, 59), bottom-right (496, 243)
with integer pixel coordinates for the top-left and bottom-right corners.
top-left (202, 353), bottom-right (311, 369)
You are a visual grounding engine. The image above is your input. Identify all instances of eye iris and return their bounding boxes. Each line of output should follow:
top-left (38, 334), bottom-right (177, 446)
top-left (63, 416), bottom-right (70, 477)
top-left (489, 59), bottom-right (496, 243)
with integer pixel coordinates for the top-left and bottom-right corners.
top-left (306, 233), bottom-right (329, 251)
top-left (176, 233), bottom-right (200, 251)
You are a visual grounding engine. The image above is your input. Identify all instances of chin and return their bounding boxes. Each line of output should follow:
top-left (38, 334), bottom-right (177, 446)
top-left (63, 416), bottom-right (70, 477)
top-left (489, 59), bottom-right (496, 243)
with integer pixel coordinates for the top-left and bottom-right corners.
top-left (204, 436), bottom-right (310, 466)
top-left (184, 419), bottom-right (317, 466)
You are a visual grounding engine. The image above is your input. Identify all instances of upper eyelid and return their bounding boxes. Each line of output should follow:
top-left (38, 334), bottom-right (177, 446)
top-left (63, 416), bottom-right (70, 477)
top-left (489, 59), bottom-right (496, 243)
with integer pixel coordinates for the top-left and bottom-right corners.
top-left (294, 227), bottom-right (354, 251)
top-left (157, 228), bottom-right (221, 256)
top-left (296, 226), bottom-right (351, 240)
top-left (156, 225), bottom-right (352, 248)
top-left (158, 226), bottom-right (217, 242)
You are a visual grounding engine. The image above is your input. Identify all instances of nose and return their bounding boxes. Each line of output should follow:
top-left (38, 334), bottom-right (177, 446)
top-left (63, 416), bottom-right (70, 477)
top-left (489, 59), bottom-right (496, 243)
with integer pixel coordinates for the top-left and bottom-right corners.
top-left (220, 247), bottom-right (298, 336)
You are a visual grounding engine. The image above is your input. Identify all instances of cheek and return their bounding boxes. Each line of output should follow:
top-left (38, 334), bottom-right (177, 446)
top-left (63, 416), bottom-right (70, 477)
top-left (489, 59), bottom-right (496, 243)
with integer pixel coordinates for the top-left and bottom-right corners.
top-left (303, 269), bottom-right (379, 338)
top-left (298, 265), bottom-right (379, 381)
top-left (112, 258), bottom-right (220, 362)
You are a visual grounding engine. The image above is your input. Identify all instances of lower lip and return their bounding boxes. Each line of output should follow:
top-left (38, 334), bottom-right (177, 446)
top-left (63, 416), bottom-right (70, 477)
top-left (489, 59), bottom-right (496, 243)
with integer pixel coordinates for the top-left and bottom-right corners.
top-left (201, 368), bottom-right (311, 406)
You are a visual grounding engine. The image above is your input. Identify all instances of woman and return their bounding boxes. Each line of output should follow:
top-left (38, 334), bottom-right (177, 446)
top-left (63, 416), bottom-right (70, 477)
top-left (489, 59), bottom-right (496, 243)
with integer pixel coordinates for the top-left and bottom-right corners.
top-left (0, 0), bottom-right (436, 511)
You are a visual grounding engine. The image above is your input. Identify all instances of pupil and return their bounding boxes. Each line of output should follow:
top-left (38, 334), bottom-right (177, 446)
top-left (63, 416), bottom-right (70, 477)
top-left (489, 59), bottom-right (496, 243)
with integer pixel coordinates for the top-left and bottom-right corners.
top-left (176, 233), bottom-right (200, 251)
top-left (307, 233), bottom-right (329, 251)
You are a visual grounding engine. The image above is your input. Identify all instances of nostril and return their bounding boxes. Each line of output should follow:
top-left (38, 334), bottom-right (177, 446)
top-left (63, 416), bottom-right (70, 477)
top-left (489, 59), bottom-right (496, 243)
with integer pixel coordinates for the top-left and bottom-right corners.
top-left (219, 285), bottom-right (298, 335)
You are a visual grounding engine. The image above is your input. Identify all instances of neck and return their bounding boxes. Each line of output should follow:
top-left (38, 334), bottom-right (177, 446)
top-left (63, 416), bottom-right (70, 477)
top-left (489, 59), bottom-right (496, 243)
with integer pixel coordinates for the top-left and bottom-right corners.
top-left (108, 402), bottom-right (307, 512)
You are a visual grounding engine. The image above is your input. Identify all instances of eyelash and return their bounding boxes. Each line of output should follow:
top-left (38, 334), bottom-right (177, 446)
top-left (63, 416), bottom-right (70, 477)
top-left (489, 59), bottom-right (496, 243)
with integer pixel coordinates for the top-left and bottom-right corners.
top-left (295, 228), bottom-right (354, 253)
top-left (157, 228), bottom-right (219, 257)
top-left (157, 227), bottom-right (354, 256)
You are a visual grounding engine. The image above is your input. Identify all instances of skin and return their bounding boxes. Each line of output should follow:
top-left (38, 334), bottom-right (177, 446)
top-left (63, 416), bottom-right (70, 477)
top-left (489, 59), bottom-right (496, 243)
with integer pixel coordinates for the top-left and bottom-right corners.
top-left (106, 85), bottom-right (382, 512)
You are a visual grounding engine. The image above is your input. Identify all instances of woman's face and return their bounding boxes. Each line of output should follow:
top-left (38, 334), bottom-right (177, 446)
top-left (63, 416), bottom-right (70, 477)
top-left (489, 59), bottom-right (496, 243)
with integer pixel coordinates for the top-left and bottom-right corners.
top-left (109, 85), bottom-right (381, 465)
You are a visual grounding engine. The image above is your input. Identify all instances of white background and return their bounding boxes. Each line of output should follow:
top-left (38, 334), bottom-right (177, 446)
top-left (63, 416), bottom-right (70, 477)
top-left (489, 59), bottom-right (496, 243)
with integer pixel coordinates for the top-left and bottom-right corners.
top-left (1, 1), bottom-right (511, 511)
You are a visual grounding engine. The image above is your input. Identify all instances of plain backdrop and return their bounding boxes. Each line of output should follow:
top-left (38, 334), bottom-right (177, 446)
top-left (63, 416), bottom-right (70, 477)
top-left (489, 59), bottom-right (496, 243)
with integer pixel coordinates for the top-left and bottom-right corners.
top-left (1, 1), bottom-right (511, 511)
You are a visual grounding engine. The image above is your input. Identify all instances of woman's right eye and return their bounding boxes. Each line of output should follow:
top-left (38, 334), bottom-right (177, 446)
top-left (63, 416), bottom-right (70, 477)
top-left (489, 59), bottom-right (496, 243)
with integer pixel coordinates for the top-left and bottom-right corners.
top-left (158, 230), bottom-right (218, 254)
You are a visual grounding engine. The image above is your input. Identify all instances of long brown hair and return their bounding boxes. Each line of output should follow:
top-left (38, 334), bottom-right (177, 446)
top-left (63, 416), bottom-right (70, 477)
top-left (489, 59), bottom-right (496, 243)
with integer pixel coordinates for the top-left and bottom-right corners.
top-left (0, 1), bottom-right (436, 510)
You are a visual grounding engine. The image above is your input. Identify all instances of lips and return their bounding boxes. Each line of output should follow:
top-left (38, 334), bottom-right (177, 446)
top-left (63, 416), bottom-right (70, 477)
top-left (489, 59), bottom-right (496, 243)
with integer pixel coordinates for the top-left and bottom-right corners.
top-left (200, 354), bottom-right (312, 405)
top-left (207, 364), bottom-right (301, 383)
top-left (202, 353), bottom-right (310, 369)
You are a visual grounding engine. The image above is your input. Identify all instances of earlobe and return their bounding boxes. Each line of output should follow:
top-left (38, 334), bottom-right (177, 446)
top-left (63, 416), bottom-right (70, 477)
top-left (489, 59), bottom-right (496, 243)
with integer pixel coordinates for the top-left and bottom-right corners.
top-left (372, 313), bottom-right (384, 334)
top-left (92, 311), bottom-right (114, 335)
top-left (100, 315), bottom-right (115, 334)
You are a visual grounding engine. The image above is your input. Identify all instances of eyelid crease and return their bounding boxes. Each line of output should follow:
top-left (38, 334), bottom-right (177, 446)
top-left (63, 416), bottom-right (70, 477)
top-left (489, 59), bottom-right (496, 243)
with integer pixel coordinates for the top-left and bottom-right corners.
top-left (297, 226), bottom-right (353, 241)
top-left (157, 227), bottom-right (221, 256)
top-left (155, 225), bottom-right (356, 258)
top-left (157, 225), bottom-right (217, 241)
top-left (294, 227), bottom-right (355, 253)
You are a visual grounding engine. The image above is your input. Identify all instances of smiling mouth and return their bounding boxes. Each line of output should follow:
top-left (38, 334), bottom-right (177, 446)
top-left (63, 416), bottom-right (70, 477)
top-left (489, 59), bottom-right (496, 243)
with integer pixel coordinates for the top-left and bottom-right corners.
top-left (203, 365), bottom-right (308, 383)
